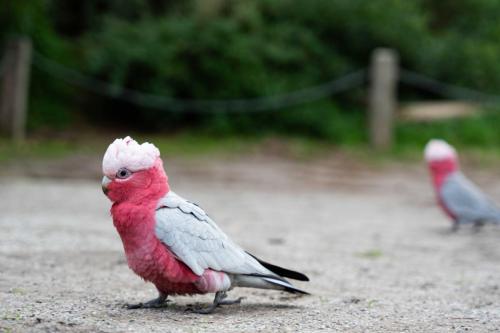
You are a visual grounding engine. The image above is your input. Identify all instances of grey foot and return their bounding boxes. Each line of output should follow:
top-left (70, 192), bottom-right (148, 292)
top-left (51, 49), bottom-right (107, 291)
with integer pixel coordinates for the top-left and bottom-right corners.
top-left (126, 294), bottom-right (169, 309)
top-left (219, 296), bottom-right (245, 305)
top-left (472, 221), bottom-right (485, 233)
top-left (190, 291), bottom-right (244, 314)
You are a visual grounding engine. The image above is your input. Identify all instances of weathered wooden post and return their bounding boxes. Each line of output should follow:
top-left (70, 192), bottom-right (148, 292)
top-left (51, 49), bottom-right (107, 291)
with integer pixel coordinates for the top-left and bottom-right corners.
top-left (368, 48), bottom-right (398, 150)
top-left (0, 37), bottom-right (32, 142)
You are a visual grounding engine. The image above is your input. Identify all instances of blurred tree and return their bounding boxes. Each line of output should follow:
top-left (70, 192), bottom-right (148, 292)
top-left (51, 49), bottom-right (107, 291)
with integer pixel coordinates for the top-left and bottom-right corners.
top-left (1, 0), bottom-right (500, 143)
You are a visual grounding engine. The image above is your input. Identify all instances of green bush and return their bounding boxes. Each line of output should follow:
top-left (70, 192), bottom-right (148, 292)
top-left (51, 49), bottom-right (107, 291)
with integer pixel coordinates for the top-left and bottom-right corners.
top-left (396, 109), bottom-right (500, 149)
top-left (2, 0), bottom-right (500, 146)
top-left (79, 0), bottom-right (426, 138)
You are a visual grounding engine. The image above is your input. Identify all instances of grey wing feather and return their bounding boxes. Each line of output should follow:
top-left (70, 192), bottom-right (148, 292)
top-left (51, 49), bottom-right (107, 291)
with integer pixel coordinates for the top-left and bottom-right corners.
top-left (441, 172), bottom-right (500, 223)
top-left (155, 191), bottom-right (272, 276)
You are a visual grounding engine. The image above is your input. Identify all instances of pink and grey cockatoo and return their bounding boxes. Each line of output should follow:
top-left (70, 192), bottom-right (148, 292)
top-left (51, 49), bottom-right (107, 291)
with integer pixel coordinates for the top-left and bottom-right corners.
top-left (101, 137), bottom-right (308, 313)
top-left (424, 139), bottom-right (500, 230)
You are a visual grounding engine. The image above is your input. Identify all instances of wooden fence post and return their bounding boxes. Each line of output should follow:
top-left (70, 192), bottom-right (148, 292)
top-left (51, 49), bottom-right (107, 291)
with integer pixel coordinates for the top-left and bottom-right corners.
top-left (368, 48), bottom-right (398, 150)
top-left (0, 37), bottom-right (32, 142)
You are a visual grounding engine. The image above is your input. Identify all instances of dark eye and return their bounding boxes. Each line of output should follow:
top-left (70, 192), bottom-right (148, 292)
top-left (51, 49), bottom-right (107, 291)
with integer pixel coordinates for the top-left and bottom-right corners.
top-left (116, 168), bottom-right (131, 179)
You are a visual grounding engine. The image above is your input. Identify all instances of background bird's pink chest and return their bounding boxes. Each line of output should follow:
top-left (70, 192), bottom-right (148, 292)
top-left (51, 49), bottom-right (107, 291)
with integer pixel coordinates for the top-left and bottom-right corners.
top-left (433, 174), bottom-right (456, 220)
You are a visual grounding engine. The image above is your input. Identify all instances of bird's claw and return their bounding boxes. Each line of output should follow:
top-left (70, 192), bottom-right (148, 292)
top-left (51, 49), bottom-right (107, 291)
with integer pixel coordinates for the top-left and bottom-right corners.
top-left (185, 293), bottom-right (245, 314)
top-left (219, 296), bottom-right (245, 305)
top-left (125, 297), bottom-right (170, 309)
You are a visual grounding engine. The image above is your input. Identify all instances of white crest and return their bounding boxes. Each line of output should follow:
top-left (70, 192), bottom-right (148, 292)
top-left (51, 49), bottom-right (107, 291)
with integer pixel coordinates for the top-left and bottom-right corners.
top-left (424, 139), bottom-right (457, 162)
top-left (102, 136), bottom-right (160, 176)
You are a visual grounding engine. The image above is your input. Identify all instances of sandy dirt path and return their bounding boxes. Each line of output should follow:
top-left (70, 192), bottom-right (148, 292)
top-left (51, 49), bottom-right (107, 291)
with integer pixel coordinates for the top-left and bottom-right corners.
top-left (1, 155), bottom-right (500, 332)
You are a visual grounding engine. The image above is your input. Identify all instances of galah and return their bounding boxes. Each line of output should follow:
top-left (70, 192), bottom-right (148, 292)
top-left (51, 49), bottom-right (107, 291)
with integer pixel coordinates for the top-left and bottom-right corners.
top-left (424, 139), bottom-right (500, 229)
top-left (102, 136), bottom-right (308, 313)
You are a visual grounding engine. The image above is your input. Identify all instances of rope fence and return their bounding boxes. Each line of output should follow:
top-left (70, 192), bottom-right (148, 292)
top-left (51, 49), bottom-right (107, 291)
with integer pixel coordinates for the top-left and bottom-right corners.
top-left (3, 40), bottom-right (500, 147)
top-left (32, 51), bottom-right (366, 113)
top-left (399, 69), bottom-right (500, 106)
top-left (32, 51), bottom-right (500, 112)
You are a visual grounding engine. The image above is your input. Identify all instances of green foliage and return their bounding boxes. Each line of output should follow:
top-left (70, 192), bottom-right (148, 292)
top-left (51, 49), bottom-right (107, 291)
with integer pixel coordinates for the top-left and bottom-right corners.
top-left (418, 0), bottom-right (500, 92)
top-left (2, 0), bottom-right (500, 146)
top-left (0, 1), bottom-right (74, 129)
top-left (396, 109), bottom-right (500, 149)
top-left (81, 7), bottom-right (350, 134)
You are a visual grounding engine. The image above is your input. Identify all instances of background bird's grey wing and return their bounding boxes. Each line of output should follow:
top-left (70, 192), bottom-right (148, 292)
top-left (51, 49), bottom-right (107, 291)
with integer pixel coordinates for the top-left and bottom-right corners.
top-left (441, 172), bottom-right (500, 223)
top-left (155, 191), bottom-right (271, 276)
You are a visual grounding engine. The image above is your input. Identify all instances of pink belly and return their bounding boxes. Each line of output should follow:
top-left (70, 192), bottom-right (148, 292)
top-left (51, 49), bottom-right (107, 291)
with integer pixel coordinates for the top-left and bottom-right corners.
top-left (125, 240), bottom-right (230, 295)
top-left (124, 241), bottom-right (198, 293)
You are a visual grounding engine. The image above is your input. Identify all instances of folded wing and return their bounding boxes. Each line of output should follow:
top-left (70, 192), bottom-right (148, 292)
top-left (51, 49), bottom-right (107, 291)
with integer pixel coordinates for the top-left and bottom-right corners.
top-left (441, 172), bottom-right (500, 223)
top-left (154, 191), bottom-right (272, 277)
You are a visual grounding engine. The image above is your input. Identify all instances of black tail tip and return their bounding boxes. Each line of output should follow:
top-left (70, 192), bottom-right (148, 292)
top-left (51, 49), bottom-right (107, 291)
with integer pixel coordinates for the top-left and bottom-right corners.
top-left (284, 286), bottom-right (310, 295)
top-left (247, 252), bottom-right (310, 281)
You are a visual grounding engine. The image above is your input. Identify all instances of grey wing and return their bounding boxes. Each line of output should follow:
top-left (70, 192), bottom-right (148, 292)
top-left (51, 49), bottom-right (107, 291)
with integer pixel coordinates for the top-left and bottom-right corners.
top-left (154, 191), bottom-right (272, 276)
top-left (441, 173), bottom-right (500, 223)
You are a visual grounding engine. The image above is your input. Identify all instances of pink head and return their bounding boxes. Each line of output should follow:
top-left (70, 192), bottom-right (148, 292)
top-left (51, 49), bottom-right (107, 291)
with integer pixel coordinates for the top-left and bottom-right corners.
top-left (101, 136), bottom-right (169, 204)
top-left (424, 139), bottom-right (459, 180)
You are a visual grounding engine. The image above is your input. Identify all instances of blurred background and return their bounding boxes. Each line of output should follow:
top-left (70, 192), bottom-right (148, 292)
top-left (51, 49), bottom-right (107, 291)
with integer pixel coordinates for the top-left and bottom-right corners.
top-left (2, 0), bottom-right (500, 159)
top-left (4, 2), bottom-right (500, 331)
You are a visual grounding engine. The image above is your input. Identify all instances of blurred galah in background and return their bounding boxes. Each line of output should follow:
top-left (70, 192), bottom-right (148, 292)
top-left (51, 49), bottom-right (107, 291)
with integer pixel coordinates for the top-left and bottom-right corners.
top-left (424, 139), bottom-right (500, 230)
top-left (102, 137), bottom-right (308, 313)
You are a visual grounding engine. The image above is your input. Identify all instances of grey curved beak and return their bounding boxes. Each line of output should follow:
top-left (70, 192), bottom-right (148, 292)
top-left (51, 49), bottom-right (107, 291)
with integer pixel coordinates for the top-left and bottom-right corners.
top-left (102, 176), bottom-right (111, 195)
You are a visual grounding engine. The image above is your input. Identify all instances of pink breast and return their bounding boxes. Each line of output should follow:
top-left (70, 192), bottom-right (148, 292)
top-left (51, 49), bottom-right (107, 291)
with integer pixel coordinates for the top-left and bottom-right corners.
top-left (125, 235), bottom-right (204, 295)
top-left (113, 203), bottom-right (203, 295)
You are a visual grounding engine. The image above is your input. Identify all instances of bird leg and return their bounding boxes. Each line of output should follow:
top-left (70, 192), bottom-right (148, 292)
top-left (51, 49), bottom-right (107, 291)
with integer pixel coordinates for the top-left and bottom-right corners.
top-left (472, 220), bottom-right (485, 233)
top-left (218, 293), bottom-right (245, 306)
top-left (126, 293), bottom-right (169, 309)
top-left (191, 291), bottom-right (244, 314)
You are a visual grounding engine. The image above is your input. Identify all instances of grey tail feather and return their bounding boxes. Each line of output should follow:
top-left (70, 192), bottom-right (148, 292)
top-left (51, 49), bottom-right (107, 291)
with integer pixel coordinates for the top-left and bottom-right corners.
top-left (260, 276), bottom-right (310, 295)
top-left (246, 252), bottom-right (309, 281)
top-left (235, 274), bottom-right (310, 295)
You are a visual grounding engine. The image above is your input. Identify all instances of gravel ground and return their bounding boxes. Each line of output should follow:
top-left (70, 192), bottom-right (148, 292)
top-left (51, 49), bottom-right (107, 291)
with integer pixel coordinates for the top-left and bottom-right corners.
top-left (1, 154), bottom-right (500, 332)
